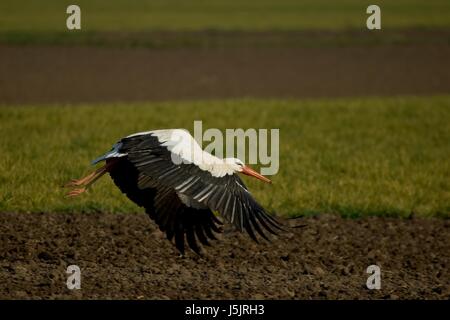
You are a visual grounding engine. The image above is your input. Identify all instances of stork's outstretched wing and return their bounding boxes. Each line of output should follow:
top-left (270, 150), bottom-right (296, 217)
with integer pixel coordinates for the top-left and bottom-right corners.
top-left (117, 131), bottom-right (284, 241)
top-left (108, 158), bottom-right (222, 255)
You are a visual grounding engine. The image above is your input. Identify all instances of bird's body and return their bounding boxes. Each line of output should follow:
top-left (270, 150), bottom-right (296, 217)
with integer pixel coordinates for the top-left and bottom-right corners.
top-left (66, 129), bottom-right (282, 254)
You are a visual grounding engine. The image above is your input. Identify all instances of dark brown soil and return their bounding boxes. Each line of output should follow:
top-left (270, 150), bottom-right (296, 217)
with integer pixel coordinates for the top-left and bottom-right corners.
top-left (1, 44), bottom-right (449, 105)
top-left (0, 212), bottom-right (448, 299)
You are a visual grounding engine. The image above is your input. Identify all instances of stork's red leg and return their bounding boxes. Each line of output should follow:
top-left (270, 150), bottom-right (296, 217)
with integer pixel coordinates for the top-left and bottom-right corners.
top-left (65, 159), bottom-right (119, 197)
top-left (65, 169), bottom-right (101, 187)
top-left (66, 187), bottom-right (87, 197)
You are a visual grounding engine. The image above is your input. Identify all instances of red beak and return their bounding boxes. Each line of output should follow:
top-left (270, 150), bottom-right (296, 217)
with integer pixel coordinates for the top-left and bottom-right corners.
top-left (241, 165), bottom-right (272, 183)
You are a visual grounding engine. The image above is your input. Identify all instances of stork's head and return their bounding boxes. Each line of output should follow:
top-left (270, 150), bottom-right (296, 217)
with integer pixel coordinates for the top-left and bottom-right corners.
top-left (225, 158), bottom-right (271, 183)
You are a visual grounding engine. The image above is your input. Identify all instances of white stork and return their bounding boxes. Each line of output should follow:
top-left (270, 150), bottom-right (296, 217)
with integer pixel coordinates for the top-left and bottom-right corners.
top-left (65, 129), bottom-right (283, 254)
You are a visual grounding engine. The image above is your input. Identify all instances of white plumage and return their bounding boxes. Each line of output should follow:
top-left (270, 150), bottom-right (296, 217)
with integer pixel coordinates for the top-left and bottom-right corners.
top-left (93, 129), bottom-right (240, 177)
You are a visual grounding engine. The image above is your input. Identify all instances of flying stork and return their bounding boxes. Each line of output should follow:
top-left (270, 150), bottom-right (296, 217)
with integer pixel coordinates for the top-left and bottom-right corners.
top-left (65, 129), bottom-right (283, 254)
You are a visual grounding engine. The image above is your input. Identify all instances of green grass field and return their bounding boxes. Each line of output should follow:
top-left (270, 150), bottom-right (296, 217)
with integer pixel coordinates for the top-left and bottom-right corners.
top-left (2, 0), bottom-right (450, 31)
top-left (1, 0), bottom-right (449, 47)
top-left (0, 96), bottom-right (449, 218)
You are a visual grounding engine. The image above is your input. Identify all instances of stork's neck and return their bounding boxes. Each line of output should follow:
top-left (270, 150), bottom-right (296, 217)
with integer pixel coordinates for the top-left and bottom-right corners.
top-left (196, 155), bottom-right (237, 177)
